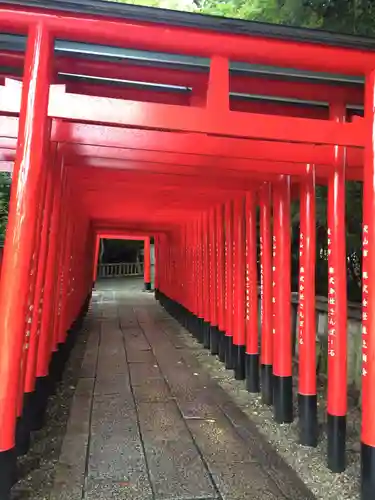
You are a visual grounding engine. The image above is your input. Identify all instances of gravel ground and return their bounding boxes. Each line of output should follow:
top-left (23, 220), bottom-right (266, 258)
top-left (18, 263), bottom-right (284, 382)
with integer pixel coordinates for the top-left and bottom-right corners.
top-left (10, 321), bottom-right (90, 500)
top-left (178, 329), bottom-right (361, 500)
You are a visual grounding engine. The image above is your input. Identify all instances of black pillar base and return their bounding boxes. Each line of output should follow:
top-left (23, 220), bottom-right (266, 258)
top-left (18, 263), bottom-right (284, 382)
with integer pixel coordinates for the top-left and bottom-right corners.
top-left (362, 442), bottom-right (375, 500)
top-left (0, 448), bottom-right (17, 500)
top-left (218, 330), bottom-right (226, 362)
top-left (194, 316), bottom-right (201, 340)
top-left (261, 364), bottom-right (273, 405)
top-left (144, 282), bottom-right (151, 291)
top-left (185, 310), bottom-right (193, 334)
top-left (49, 347), bottom-right (64, 390)
top-left (196, 318), bottom-right (204, 344)
top-left (245, 353), bottom-right (260, 393)
top-left (30, 375), bottom-right (54, 431)
top-left (273, 375), bottom-right (293, 424)
top-left (15, 416), bottom-right (30, 457)
top-left (225, 336), bottom-right (235, 370)
top-left (210, 326), bottom-right (220, 355)
top-left (195, 318), bottom-right (203, 344)
top-left (234, 345), bottom-right (246, 380)
top-left (298, 394), bottom-right (318, 447)
top-left (56, 340), bottom-right (70, 381)
top-left (203, 322), bottom-right (211, 349)
top-left (327, 414), bottom-right (346, 472)
top-left (15, 391), bottom-right (37, 456)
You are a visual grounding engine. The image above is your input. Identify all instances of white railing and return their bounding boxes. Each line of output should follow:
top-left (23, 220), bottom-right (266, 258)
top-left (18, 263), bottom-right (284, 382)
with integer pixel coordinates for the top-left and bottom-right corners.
top-left (97, 262), bottom-right (144, 279)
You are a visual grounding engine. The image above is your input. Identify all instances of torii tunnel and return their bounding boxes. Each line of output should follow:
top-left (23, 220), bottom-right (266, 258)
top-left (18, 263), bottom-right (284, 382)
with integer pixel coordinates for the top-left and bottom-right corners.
top-left (93, 232), bottom-right (152, 287)
top-left (0, 0), bottom-right (374, 498)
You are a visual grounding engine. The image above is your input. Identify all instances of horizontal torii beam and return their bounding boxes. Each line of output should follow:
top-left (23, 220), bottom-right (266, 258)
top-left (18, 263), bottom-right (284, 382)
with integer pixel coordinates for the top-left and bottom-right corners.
top-left (0, 3), bottom-right (374, 75)
top-left (0, 116), bottom-right (364, 168)
top-left (0, 51), bottom-right (364, 105)
top-left (0, 79), bottom-right (365, 147)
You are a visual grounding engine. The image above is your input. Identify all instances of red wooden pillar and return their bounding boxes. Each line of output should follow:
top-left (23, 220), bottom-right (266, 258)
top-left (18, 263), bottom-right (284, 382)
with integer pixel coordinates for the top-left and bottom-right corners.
top-left (158, 235), bottom-right (164, 297)
top-left (57, 214), bottom-right (75, 345)
top-left (23, 154), bottom-right (55, 395)
top-left (216, 205), bottom-right (226, 362)
top-left (159, 236), bottom-right (164, 297)
top-left (327, 103), bottom-right (347, 472)
top-left (92, 235), bottom-right (100, 284)
top-left (190, 224), bottom-right (195, 315)
top-left (186, 224), bottom-right (193, 328)
top-left (203, 212), bottom-right (211, 348)
top-left (171, 233), bottom-right (175, 301)
top-left (224, 201), bottom-right (235, 369)
top-left (298, 164), bottom-right (318, 447)
top-left (190, 220), bottom-right (198, 337)
top-left (55, 208), bottom-right (74, 351)
top-left (197, 216), bottom-right (204, 342)
top-left (50, 179), bottom-right (71, 358)
top-left (209, 208), bottom-right (219, 354)
top-left (144, 237), bottom-right (151, 290)
top-left (194, 219), bottom-right (201, 338)
top-left (245, 191), bottom-right (260, 393)
top-left (161, 234), bottom-right (166, 297)
top-left (69, 215), bottom-right (89, 326)
top-left (163, 236), bottom-right (167, 298)
top-left (233, 197), bottom-right (246, 380)
top-left (361, 71), bottom-right (375, 500)
top-left (192, 222), bottom-right (197, 319)
top-left (36, 159), bottom-right (64, 384)
top-left (0, 24), bottom-right (52, 488)
top-left (272, 175), bottom-right (293, 424)
top-left (259, 183), bottom-right (273, 405)
top-left (154, 235), bottom-right (159, 298)
top-left (179, 226), bottom-right (185, 312)
top-left (14, 150), bottom-right (50, 455)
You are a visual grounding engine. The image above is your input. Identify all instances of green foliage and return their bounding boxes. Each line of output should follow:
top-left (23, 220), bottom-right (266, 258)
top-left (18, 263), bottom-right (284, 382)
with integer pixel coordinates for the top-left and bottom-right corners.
top-left (110, 0), bottom-right (195, 11)
top-left (0, 173), bottom-right (11, 246)
top-left (196, 0), bottom-right (375, 35)
top-left (109, 0), bottom-right (375, 35)
top-left (198, 0), bottom-right (322, 27)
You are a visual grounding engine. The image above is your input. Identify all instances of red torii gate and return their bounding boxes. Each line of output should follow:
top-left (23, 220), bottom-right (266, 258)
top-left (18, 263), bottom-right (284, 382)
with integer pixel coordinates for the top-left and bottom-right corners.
top-left (93, 231), bottom-right (154, 288)
top-left (0, 1), bottom-right (373, 499)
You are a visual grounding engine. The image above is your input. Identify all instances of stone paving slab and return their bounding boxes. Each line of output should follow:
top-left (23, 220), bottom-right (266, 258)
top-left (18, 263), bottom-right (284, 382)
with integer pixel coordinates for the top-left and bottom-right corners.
top-left (80, 332), bottom-right (99, 378)
top-left (50, 378), bottom-right (94, 499)
top-left (137, 402), bottom-right (217, 500)
top-left (132, 378), bottom-right (173, 403)
top-left (186, 416), bottom-right (258, 464)
top-left (74, 376), bottom-right (95, 398)
top-left (209, 461), bottom-right (284, 500)
top-left (94, 373), bottom-right (131, 396)
top-left (90, 395), bottom-right (138, 436)
top-left (129, 361), bottom-right (164, 385)
top-left (64, 395), bottom-right (93, 436)
top-left (124, 330), bottom-right (152, 353)
top-left (96, 345), bottom-right (128, 376)
top-left (50, 434), bottom-right (89, 500)
top-left (85, 478), bottom-right (153, 500)
top-left (52, 279), bottom-right (316, 500)
top-left (88, 395), bottom-right (147, 484)
top-left (127, 348), bottom-right (156, 363)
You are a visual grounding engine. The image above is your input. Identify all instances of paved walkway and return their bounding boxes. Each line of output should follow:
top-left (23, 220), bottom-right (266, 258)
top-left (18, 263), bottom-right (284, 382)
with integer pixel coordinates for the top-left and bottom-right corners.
top-left (51, 279), bottom-right (314, 500)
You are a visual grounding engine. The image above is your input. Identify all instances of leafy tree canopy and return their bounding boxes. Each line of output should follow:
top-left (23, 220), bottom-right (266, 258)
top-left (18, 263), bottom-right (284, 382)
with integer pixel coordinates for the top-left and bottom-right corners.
top-left (111, 0), bottom-right (375, 35)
